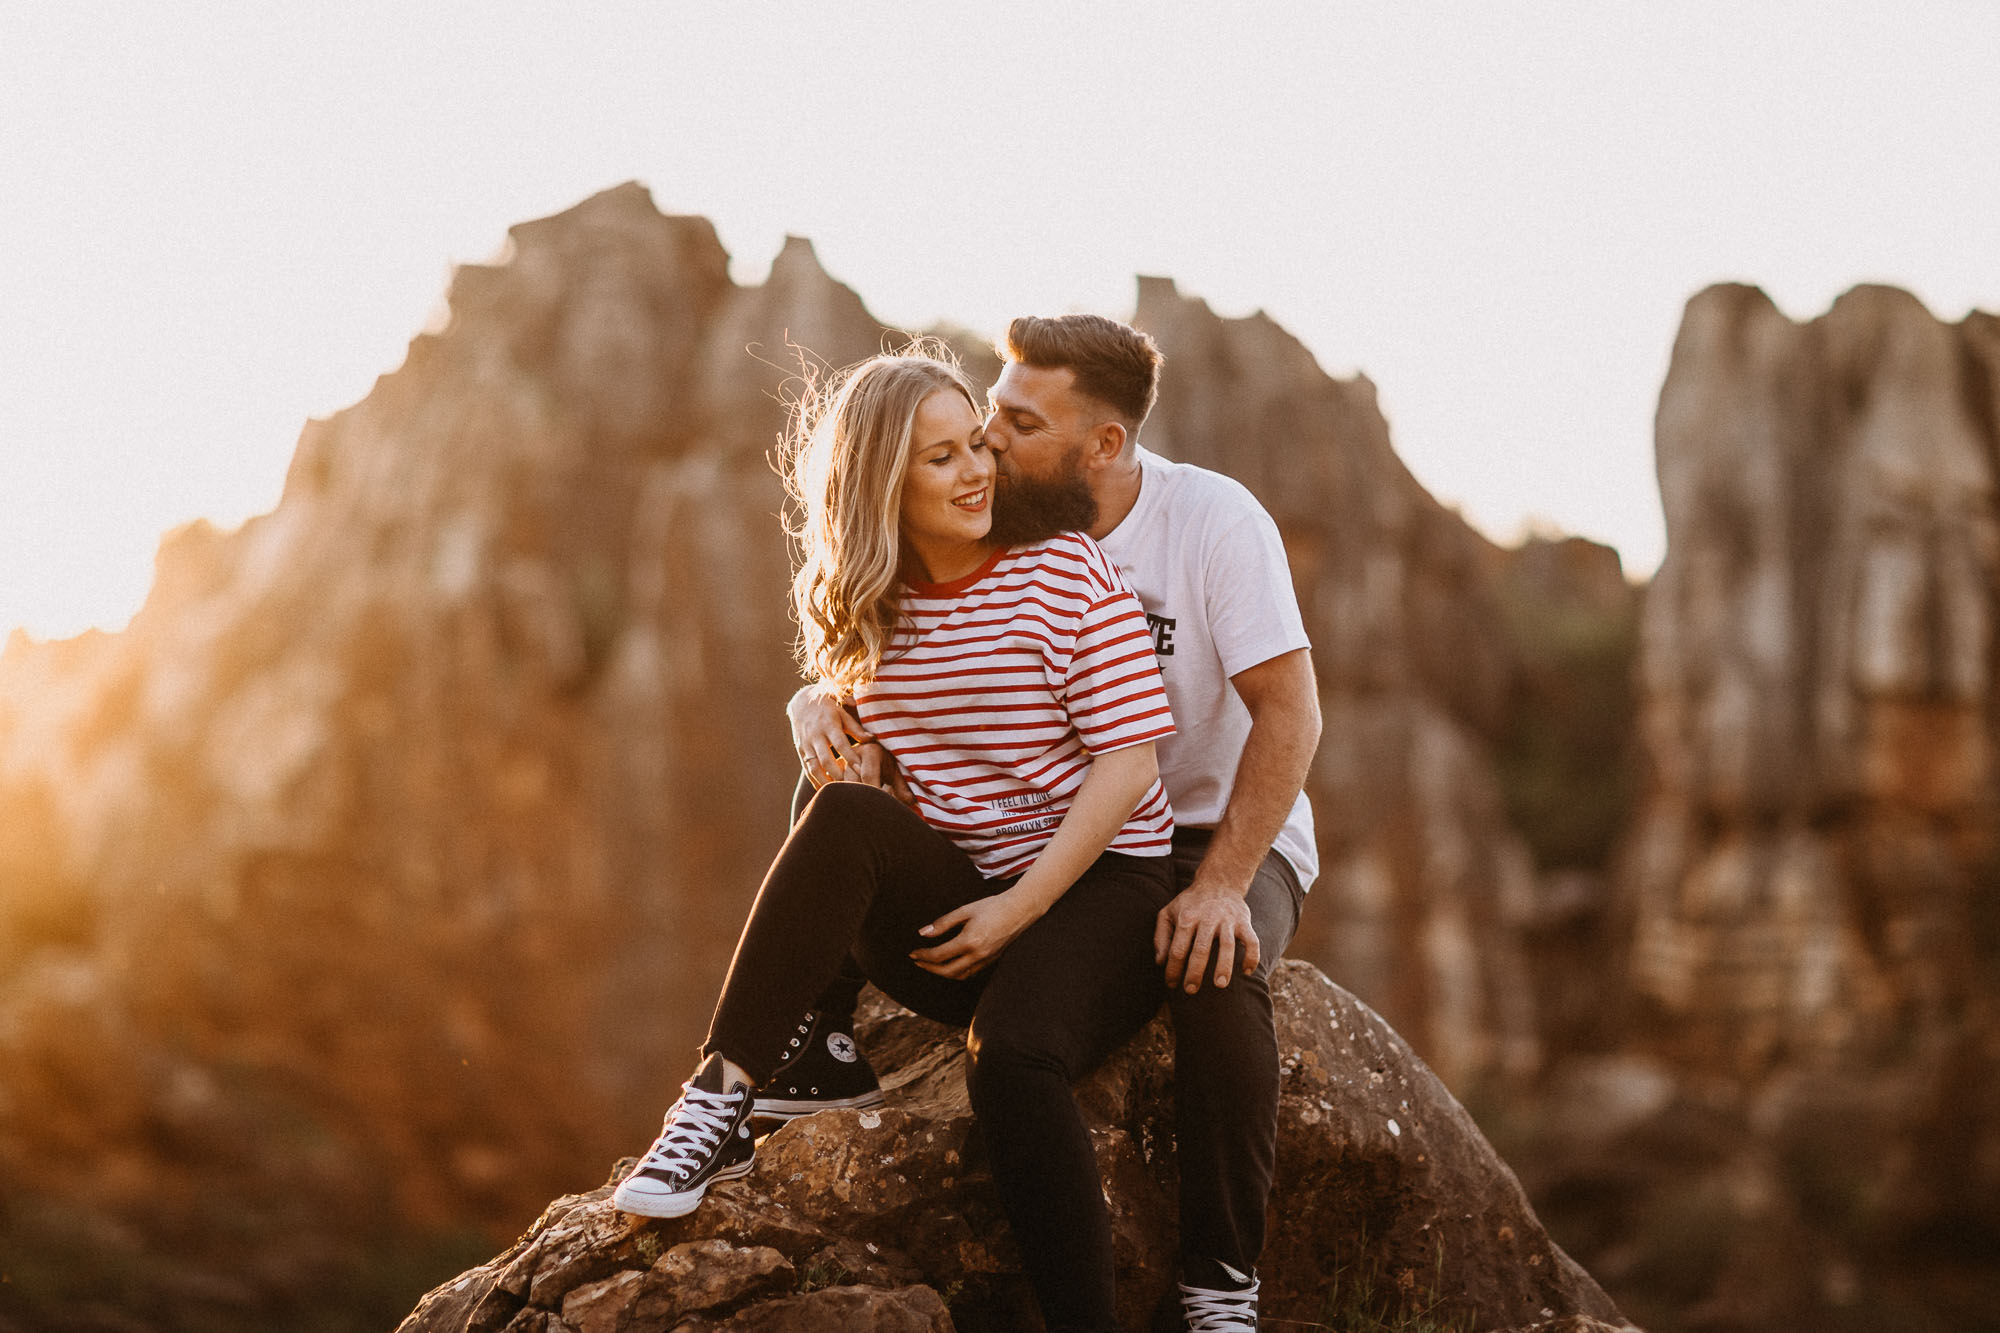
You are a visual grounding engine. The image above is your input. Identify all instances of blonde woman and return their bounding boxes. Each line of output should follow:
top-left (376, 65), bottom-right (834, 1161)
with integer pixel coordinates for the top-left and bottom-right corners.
top-left (612, 345), bottom-right (1175, 1333)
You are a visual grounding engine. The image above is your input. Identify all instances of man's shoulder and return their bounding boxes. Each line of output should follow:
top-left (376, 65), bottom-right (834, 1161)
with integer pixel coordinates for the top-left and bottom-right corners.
top-left (1140, 449), bottom-right (1276, 526)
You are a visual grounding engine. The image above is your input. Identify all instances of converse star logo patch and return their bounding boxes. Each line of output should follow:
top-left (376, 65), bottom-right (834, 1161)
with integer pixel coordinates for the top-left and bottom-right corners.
top-left (826, 1033), bottom-right (858, 1063)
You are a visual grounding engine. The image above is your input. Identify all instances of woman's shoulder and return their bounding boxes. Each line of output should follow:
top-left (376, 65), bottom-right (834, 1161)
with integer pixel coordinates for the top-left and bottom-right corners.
top-left (1003, 532), bottom-right (1125, 597)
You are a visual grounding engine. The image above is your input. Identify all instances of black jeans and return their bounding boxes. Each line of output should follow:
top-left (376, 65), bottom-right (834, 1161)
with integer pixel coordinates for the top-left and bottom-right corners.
top-left (706, 781), bottom-right (1175, 1333)
top-left (1163, 827), bottom-right (1303, 1288)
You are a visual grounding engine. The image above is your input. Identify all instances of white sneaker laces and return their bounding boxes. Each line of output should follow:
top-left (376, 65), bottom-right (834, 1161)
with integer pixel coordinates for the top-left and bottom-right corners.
top-left (636, 1082), bottom-right (744, 1178)
top-left (1179, 1269), bottom-right (1259, 1332)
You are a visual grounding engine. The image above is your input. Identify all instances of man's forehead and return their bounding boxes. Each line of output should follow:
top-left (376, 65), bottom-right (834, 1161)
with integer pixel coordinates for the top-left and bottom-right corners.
top-left (987, 362), bottom-right (1076, 411)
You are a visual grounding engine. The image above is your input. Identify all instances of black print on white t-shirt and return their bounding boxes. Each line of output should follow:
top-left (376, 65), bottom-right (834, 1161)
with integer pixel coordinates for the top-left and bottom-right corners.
top-left (1146, 613), bottom-right (1176, 657)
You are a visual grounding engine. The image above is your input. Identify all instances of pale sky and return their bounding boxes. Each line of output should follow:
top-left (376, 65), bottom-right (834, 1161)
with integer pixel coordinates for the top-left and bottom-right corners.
top-left (4, 3), bottom-right (1996, 640)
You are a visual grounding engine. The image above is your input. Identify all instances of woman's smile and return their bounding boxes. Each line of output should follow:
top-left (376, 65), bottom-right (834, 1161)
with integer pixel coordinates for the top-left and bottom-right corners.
top-left (899, 389), bottom-right (995, 582)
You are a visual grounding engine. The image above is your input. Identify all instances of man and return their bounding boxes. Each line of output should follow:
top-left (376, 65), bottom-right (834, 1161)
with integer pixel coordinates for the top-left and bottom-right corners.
top-left (787, 315), bottom-right (1320, 1331)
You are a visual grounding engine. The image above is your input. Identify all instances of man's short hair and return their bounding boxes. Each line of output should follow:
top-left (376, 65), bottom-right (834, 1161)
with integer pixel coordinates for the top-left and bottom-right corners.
top-left (1004, 314), bottom-right (1163, 430)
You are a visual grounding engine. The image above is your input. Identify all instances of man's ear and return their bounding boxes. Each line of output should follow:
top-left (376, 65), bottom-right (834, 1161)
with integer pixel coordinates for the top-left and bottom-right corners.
top-left (1083, 419), bottom-right (1128, 470)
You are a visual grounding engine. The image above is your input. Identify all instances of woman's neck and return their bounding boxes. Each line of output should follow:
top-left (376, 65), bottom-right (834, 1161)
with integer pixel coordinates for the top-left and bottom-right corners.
top-left (904, 534), bottom-right (996, 587)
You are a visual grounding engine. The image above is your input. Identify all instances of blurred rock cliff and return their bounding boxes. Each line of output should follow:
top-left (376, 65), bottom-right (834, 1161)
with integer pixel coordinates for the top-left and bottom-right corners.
top-left (0, 184), bottom-right (1556, 1329)
top-left (0, 185), bottom-right (1993, 1331)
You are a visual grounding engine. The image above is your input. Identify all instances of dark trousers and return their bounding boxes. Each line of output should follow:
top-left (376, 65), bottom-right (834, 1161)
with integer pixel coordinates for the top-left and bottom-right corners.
top-left (707, 781), bottom-right (1175, 1333)
top-left (1163, 828), bottom-right (1303, 1288)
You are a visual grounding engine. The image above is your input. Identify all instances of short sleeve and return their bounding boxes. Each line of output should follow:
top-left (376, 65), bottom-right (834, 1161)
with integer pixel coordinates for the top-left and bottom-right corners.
top-left (1204, 508), bottom-right (1312, 679)
top-left (1063, 588), bottom-right (1176, 754)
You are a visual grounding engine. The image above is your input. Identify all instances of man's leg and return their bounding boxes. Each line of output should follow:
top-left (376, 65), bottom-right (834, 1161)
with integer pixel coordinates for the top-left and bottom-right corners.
top-left (1166, 830), bottom-right (1304, 1292)
top-left (963, 851), bottom-right (1176, 1333)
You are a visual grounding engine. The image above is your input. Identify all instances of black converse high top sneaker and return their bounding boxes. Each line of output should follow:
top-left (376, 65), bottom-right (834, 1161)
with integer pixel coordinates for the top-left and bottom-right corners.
top-left (751, 1008), bottom-right (884, 1122)
top-left (611, 1053), bottom-right (757, 1218)
top-left (1179, 1261), bottom-right (1259, 1331)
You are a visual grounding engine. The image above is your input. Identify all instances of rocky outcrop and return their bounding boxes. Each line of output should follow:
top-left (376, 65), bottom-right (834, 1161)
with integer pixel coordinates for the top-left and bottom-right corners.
top-left (1624, 282), bottom-right (2000, 1078)
top-left (0, 184), bottom-right (1556, 1326)
top-left (0, 185), bottom-right (897, 1329)
top-left (398, 963), bottom-right (1631, 1333)
top-left (1520, 284), bottom-right (2000, 1332)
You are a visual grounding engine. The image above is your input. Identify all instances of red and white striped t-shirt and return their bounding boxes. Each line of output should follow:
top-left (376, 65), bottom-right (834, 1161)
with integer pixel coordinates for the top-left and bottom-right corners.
top-left (855, 532), bottom-right (1176, 878)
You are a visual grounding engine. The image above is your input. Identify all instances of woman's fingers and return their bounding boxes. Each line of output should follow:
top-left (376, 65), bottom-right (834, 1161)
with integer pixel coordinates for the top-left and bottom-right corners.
top-left (918, 905), bottom-right (971, 939)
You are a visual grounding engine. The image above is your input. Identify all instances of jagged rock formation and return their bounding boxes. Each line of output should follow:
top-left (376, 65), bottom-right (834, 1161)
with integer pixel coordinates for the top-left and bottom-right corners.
top-left (1523, 284), bottom-right (2000, 1332)
top-left (0, 184), bottom-right (1552, 1329)
top-left (0, 185), bottom-right (899, 1329)
top-left (397, 964), bottom-right (1632, 1333)
top-left (1625, 282), bottom-right (2000, 1078)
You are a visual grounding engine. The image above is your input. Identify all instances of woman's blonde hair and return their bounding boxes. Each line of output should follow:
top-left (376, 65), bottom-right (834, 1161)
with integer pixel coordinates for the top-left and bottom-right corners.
top-left (783, 341), bottom-right (980, 694)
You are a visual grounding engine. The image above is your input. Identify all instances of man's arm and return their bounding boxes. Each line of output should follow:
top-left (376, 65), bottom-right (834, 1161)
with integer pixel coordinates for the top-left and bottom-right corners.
top-left (1155, 646), bottom-right (1320, 992)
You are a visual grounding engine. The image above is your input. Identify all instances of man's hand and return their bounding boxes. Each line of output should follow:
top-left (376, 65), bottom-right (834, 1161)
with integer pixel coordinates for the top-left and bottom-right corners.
top-left (910, 891), bottom-right (1038, 979)
top-left (839, 742), bottom-right (890, 788)
top-left (788, 687), bottom-right (872, 788)
top-left (1155, 883), bottom-right (1261, 993)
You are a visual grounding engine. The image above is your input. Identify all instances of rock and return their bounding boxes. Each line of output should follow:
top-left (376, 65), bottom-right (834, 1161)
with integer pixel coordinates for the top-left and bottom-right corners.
top-left (1514, 283), bottom-right (2000, 1333)
top-left (0, 183), bottom-right (1557, 1325)
top-left (397, 963), bottom-right (1632, 1333)
top-left (1627, 282), bottom-right (2000, 1077)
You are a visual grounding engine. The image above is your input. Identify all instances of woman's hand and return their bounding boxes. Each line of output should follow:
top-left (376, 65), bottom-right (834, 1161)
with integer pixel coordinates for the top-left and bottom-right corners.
top-left (909, 890), bottom-right (1039, 979)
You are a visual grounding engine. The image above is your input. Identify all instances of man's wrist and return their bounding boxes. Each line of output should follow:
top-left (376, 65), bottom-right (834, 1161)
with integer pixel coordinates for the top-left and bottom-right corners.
top-left (1184, 865), bottom-right (1255, 902)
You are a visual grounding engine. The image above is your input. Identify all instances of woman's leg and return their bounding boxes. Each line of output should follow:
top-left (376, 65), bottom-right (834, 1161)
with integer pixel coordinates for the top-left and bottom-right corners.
top-left (617, 783), bottom-right (996, 1220)
top-left (703, 782), bottom-right (993, 1081)
top-left (962, 851), bottom-right (1177, 1333)
top-left (787, 769), bottom-right (872, 1024)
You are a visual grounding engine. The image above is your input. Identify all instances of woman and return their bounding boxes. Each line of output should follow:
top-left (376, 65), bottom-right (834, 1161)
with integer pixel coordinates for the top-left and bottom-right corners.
top-left (612, 345), bottom-right (1174, 1333)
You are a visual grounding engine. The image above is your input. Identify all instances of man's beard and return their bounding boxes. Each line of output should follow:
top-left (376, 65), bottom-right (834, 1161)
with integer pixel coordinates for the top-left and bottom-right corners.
top-left (988, 451), bottom-right (1099, 546)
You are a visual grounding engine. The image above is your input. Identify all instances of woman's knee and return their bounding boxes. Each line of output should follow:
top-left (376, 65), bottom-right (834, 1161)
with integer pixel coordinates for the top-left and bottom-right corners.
top-left (800, 780), bottom-right (910, 830)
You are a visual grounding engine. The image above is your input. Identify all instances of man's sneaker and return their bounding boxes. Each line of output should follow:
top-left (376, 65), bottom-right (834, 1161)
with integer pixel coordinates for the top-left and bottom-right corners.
top-left (611, 1053), bottom-right (757, 1218)
top-left (750, 1008), bottom-right (884, 1122)
top-left (1179, 1261), bottom-right (1259, 1331)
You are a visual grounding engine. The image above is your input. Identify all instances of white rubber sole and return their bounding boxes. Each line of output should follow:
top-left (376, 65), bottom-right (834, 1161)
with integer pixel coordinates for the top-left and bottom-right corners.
top-left (750, 1088), bottom-right (886, 1121)
top-left (610, 1156), bottom-right (755, 1218)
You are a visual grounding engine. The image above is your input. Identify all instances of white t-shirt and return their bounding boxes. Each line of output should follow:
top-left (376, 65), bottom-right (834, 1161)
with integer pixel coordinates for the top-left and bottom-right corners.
top-left (1096, 447), bottom-right (1318, 888)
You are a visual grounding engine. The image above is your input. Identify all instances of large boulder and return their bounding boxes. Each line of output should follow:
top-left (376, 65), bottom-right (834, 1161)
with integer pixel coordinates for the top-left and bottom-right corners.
top-left (398, 963), bottom-right (1632, 1333)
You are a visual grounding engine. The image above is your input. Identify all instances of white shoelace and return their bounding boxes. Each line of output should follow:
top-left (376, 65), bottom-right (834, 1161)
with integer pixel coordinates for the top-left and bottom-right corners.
top-left (636, 1082), bottom-right (744, 1179)
top-left (1179, 1272), bottom-right (1259, 1332)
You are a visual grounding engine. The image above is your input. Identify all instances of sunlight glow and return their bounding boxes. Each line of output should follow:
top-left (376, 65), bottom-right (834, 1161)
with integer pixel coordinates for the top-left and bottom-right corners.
top-left (4, 2), bottom-right (1997, 639)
